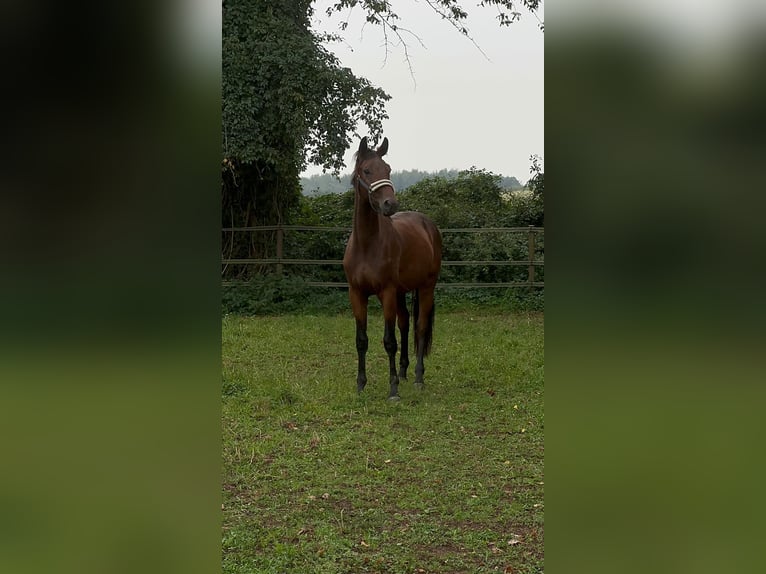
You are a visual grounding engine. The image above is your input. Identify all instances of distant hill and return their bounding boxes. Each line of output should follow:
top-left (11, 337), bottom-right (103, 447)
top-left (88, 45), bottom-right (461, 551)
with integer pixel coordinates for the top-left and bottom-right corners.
top-left (300, 169), bottom-right (523, 196)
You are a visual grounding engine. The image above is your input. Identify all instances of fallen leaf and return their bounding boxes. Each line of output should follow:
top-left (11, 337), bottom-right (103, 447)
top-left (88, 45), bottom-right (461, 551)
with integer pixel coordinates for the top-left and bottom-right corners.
top-left (384, 459), bottom-right (392, 463)
top-left (359, 540), bottom-right (369, 547)
top-left (321, 492), bottom-right (330, 499)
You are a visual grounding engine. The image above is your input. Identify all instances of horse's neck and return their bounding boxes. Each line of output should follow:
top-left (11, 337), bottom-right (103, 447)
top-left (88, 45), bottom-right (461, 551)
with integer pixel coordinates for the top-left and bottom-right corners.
top-left (352, 186), bottom-right (386, 249)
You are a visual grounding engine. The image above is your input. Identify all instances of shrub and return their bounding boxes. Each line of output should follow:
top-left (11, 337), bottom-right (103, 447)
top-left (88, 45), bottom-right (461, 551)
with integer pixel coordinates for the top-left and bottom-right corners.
top-left (222, 275), bottom-right (349, 315)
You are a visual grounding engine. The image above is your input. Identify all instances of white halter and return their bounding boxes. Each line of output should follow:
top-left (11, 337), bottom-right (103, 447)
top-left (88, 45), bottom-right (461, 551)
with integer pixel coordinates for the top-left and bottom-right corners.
top-left (355, 175), bottom-right (395, 194)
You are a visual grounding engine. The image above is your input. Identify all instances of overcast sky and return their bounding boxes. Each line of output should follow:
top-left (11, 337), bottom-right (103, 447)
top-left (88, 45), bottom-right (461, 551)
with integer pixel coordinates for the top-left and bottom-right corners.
top-left (303, 1), bottom-right (544, 183)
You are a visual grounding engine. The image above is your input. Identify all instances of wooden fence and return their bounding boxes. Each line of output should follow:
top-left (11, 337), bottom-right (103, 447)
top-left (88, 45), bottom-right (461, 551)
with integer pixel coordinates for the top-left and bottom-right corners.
top-left (222, 225), bottom-right (544, 288)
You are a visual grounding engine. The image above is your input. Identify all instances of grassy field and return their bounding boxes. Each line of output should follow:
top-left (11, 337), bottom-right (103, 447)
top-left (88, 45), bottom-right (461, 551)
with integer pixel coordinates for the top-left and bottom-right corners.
top-left (222, 310), bottom-right (544, 573)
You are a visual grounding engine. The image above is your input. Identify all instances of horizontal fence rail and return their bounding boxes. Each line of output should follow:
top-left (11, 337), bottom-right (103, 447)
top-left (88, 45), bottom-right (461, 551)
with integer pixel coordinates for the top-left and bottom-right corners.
top-left (222, 225), bottom-right (543, 288)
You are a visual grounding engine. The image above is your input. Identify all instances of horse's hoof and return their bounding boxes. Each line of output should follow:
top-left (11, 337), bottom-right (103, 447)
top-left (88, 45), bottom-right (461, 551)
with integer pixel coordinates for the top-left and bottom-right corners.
top-left (414, 382), bottom-right (425, 391)
top-left (388, 395), bottom-right (401, 402)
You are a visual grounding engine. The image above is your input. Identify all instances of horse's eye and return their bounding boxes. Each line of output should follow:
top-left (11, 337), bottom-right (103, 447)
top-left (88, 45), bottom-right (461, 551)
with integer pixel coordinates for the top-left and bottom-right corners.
top-left (363, 169), bottom-right (370, 175)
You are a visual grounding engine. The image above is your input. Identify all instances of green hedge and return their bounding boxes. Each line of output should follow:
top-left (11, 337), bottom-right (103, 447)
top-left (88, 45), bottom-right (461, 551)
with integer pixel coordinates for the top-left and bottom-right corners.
top-left (222, 275), bottom-right (543, 316)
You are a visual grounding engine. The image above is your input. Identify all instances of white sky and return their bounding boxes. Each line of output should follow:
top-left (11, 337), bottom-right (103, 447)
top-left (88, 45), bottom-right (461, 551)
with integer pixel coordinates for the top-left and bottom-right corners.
top-left (302, 1), bottom-right (544, 182)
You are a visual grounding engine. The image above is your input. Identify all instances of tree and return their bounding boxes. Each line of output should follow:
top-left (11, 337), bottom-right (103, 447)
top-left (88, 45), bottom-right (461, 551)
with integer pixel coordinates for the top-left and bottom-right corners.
top-left (222, 0), bottom-right (389, 273)
top-left (526, 154), bottom-right (544, 200)
top-left (325, 1), bottom-right (542, 76)
top-left (523, 154), bottom-right (544, 226)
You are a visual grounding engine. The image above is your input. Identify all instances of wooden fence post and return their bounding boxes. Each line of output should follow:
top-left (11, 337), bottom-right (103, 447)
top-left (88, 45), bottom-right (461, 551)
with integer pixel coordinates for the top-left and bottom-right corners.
top-left (527, 226), bottom-right (535, 286)
top-left (276, 225), bottom-right (284, 276)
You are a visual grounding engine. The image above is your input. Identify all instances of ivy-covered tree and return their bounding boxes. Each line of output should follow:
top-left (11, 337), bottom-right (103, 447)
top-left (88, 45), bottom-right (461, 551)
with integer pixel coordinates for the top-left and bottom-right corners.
top-left (222, 0), bottom-right (389, 275)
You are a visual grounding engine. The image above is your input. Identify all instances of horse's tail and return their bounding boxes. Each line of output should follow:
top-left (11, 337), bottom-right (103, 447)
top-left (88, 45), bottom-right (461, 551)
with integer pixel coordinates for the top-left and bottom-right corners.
top-left (413, 289), bottom-right (435, 357)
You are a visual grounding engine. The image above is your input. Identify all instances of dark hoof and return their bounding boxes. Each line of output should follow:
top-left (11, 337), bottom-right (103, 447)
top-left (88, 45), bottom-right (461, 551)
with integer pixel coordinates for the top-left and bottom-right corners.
top-left (414, 382), bottom-right (425, 391)
top-left (388, 395), bottom-right (401, 402)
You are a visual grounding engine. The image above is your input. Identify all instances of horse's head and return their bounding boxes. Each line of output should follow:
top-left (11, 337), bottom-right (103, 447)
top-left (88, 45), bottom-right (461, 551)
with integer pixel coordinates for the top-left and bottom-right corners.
top-left (354, 136), bottom-right (399, 217)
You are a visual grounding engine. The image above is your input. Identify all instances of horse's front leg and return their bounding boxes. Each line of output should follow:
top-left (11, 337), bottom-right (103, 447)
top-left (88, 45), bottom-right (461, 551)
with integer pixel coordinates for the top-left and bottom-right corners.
top-left (349, 288), bottom-right (369, 393)
top-left (381, 288), bottom-right (400, 400)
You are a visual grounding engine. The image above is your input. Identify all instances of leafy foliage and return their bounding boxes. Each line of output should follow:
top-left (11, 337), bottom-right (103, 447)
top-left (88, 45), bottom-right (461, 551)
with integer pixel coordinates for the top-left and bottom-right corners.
top-left (399, 167), bottom-right (542, 228)
top-left (397, 168), bottom-right (543, 286)
top-left (223, 0), bottom-right (389, 174)
top-left (522, 154), bottom-right (544, 226)
top-left (326, 0), bottom-right (544, 37)
top-left (526, 154), bottom-right (544, 199)
top-left (222, 275), bottom-right (350, 315)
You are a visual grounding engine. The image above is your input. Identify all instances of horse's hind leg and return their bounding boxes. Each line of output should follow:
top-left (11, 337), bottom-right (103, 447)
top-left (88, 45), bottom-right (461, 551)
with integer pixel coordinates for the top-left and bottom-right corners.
top-left (413, 287), bottom-right (436, 390)
top-left (396, 292), bottom-right (410, 380)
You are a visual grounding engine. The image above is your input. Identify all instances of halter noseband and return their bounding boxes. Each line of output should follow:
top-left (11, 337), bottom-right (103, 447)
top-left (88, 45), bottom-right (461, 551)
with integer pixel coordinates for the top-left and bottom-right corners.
top-left (354, 174), bottom-right (395, 194)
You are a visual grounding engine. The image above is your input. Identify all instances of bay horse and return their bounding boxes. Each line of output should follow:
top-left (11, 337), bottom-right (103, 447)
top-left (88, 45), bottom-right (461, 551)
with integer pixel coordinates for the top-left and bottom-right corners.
top-left (343, 136), bottom-right (442, 400)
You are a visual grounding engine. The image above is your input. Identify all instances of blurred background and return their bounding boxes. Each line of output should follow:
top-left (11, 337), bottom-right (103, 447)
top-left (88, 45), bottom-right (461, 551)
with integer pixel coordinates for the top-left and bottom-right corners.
top-left (547, 1), bottom-right (766, 573)
top-left (0, 2), bottom-right (221, 573)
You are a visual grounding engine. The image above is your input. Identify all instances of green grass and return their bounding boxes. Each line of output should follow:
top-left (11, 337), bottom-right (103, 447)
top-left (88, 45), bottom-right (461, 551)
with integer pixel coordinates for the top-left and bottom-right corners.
top-left (222, 310), bottom-right (544, 573)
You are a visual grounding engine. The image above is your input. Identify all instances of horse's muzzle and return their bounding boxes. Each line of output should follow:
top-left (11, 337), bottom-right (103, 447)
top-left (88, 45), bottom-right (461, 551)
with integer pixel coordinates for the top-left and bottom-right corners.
top-left (381, 199), bottom-right (399, 217)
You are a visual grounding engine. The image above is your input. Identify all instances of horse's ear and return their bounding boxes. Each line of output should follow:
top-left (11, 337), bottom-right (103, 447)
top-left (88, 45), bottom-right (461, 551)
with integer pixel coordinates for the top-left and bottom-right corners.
top-left (377, 137), bottom-right (389, 157)
top-left (358, 137), bottom-right (369, 155)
